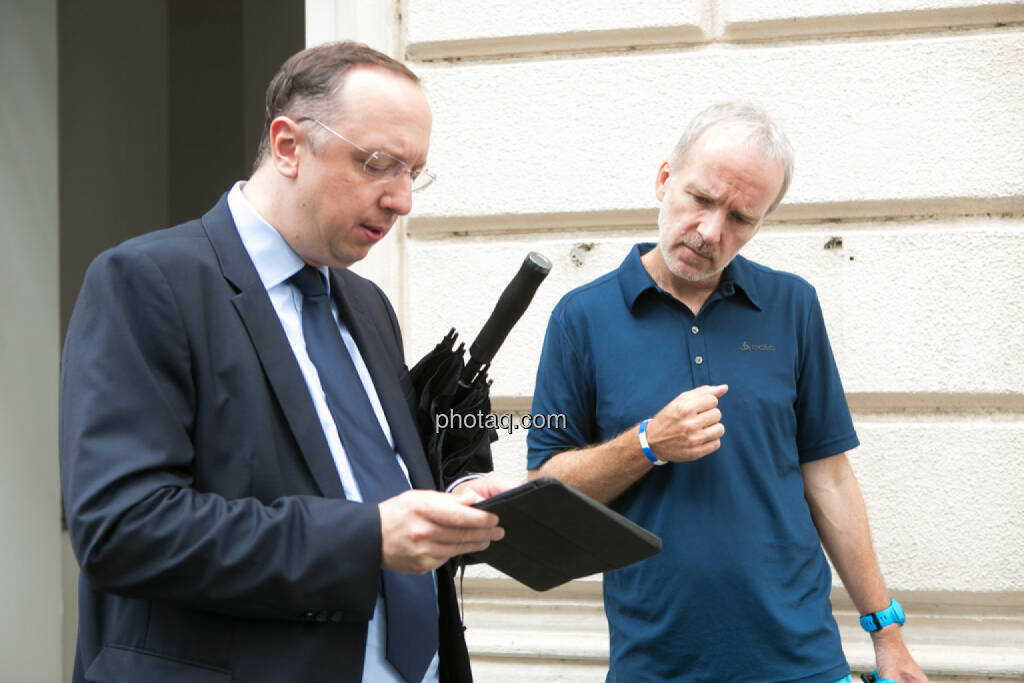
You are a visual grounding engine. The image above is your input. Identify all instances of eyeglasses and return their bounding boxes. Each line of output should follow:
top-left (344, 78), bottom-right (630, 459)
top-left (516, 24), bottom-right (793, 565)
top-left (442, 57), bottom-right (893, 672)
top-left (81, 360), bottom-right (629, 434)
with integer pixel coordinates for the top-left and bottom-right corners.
top-left (297, 117), bottom-right (436, 192)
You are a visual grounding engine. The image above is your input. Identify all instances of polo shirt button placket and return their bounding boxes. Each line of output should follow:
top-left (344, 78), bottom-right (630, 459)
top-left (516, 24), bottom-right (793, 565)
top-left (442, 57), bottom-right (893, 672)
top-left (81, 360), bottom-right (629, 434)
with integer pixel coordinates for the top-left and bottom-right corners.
top-left (690, 318), bottom-right (710, 384)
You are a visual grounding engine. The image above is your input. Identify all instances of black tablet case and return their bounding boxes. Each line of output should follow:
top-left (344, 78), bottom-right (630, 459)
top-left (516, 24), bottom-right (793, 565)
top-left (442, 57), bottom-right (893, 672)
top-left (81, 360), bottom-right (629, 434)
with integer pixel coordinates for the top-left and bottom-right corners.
top-left (467, 477), bottom-right (662, 591)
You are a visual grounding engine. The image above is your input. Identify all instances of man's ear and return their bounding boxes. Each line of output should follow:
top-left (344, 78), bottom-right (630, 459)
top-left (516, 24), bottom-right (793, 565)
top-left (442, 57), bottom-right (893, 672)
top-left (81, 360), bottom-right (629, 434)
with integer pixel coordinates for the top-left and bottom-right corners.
top-left (654, 161), bottom-right (672, 202)
top-left (269, 117), bottom-right (301, 178)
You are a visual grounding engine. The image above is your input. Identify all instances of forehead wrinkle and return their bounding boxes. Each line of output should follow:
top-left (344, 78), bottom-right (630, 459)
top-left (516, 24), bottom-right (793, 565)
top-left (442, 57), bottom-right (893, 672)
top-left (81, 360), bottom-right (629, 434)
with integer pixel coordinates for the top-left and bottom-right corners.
top-left (685, 123), bottom-right (781, 198)
top-left (683, 166), bottom-right (758, 219)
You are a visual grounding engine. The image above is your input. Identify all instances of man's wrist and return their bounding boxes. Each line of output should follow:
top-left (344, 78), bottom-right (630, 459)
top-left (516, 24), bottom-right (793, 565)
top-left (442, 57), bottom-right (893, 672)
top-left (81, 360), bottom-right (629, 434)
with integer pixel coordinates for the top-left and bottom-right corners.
top-left (860, 597), bottom-right (905, 633)
top-left (869, 622), bottom-right (904, 643)
top-left (638, 419), bottom-right (667, 466)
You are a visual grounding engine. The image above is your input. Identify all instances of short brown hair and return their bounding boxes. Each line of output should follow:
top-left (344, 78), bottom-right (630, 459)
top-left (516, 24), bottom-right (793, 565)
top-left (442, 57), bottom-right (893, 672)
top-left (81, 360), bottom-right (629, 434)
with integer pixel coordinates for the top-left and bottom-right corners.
top-left (253, 41), bottom-right (419, 170)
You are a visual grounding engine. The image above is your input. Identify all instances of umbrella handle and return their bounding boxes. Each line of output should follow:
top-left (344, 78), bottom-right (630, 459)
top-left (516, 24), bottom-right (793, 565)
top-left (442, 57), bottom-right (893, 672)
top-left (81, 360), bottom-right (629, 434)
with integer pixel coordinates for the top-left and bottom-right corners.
top-left (460, 252), bottom-right (551, 388)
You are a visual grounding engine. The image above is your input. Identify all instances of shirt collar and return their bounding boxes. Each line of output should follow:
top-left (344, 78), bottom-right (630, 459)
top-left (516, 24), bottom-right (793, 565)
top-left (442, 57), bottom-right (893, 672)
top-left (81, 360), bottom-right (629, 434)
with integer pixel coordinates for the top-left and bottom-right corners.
top-left (617, 243), bottom-right (660, 309)
top-left (618, 242), bottom-right (761, 311)
top-left (227, 181), bottom-right (330, 292)
top-left (718, 254), bottom-right (762, 311)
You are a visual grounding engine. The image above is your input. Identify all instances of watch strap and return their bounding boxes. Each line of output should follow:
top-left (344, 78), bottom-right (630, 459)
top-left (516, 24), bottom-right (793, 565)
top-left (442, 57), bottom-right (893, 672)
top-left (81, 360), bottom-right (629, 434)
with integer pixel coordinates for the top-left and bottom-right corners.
top-left (859, 598), bottom-right (905, 632)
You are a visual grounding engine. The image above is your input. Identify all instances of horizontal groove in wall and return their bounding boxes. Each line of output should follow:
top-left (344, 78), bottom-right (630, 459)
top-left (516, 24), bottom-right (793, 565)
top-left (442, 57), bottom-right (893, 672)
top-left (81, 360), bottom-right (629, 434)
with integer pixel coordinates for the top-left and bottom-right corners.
top-left (406, 25), bottom-right (707, 61)
top-left (490, 397), bottom-right (533, 413)
top-left (407, 18), bottom-right (1024, 63)
top-left (490, 394), bottom-right (1024, 416)
top-left (408, 209), bottom-right (653, 237)
top-left (406, 197), bottom-right (1024, 238)
top-left (723, 5), bottom-right (1024, 42)
top-left (459, 579), bottom-right (1024, 615)
top-left (776, 197), bottom-right (1024, 223)
top-left (463, 575), bottom-right (602, 601)
top-left (847, 392), bottom-right (1024, 415)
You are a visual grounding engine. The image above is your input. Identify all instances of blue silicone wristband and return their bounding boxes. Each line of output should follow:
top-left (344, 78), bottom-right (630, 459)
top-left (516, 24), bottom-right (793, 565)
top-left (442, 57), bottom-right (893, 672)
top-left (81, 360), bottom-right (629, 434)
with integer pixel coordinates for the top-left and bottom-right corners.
top-left (638, 419), bottom-right (666, 466)
top-left (859, 598), bottom-right (905, 632)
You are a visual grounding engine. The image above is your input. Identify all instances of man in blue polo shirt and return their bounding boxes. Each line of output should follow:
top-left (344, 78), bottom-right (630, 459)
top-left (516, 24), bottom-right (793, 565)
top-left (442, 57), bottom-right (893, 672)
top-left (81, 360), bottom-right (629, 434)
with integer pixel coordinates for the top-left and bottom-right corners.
top-left (527, 103), bottom-right (928, 683)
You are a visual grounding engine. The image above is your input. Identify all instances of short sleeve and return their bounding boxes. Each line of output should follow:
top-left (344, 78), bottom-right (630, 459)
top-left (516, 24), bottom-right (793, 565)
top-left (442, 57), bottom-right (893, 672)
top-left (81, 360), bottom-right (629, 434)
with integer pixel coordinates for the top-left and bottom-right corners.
top-left (794, 290), bottom-right (859, 462)
top-left (526, 308), bottom-right (595, 470)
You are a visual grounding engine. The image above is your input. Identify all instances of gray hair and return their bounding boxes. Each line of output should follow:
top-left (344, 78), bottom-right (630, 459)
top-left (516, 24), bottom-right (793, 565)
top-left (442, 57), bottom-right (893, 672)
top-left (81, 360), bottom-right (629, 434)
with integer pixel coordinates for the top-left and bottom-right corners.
top-left (669, 102), bottom-right (794, 215)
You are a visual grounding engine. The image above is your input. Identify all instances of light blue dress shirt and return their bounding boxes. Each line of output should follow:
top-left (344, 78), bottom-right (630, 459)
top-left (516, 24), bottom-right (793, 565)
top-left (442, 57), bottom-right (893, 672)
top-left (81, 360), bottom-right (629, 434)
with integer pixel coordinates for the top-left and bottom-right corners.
top-left (227, 181), bottom-right (439, 683)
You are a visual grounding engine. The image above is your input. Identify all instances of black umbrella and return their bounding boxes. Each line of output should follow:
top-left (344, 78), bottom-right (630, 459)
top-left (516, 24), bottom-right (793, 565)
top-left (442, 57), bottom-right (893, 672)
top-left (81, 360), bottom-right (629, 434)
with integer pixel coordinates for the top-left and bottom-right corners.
top-left (410, 252), bottom-right (552, 484)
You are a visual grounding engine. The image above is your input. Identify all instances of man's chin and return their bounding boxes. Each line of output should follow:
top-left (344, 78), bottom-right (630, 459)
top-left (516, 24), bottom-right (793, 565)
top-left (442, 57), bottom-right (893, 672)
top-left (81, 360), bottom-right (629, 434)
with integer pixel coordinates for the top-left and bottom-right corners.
top-left (668, 261), bottom-right (721, 284)
top-left (325, 248), bottom-right (368, 270)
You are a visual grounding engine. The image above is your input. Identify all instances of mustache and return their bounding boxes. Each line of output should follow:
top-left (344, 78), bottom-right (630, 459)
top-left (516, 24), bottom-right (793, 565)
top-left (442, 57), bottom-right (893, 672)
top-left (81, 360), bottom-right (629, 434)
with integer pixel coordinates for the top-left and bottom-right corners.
top-left (678, 233), bottom-right (715, 259)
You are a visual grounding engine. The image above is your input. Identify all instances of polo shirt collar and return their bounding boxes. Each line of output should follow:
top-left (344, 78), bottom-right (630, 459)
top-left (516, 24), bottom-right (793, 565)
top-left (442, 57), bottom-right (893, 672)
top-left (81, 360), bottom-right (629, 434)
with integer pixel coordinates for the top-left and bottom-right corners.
top-left (617, 243), bottom-right (659, 309)
top-left (618, 242), bottom-right (762, 311)
top-left (718, 254), bottom-right (762, 311)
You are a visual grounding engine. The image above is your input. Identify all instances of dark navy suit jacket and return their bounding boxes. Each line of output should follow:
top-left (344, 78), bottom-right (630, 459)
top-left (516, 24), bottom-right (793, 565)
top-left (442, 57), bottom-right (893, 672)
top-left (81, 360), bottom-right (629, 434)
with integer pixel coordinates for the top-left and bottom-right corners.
top-left (59, 196), bottom-right (472, 682)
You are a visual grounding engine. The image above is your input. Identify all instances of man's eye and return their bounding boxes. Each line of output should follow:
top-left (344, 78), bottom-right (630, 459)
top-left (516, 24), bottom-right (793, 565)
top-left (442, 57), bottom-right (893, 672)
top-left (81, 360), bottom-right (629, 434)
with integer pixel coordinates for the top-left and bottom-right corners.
top-left (691, 193), bottom-right (712, 205)
top-left (364, 154), bottom-right (397, 175)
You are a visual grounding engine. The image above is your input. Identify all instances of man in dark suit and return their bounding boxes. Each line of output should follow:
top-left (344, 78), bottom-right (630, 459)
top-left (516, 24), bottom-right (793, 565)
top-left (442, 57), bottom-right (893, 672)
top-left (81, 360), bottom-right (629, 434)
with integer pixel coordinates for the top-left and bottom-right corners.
top-left (60, 41), bottom-right (512, 683)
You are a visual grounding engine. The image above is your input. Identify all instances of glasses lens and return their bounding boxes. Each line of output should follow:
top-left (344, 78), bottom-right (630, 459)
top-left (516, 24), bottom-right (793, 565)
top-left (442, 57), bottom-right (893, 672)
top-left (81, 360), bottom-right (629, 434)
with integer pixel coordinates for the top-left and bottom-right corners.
top-left (363, 152), bottom-right (400, 178)
top-left (411, 169), bottom-right (436, 192)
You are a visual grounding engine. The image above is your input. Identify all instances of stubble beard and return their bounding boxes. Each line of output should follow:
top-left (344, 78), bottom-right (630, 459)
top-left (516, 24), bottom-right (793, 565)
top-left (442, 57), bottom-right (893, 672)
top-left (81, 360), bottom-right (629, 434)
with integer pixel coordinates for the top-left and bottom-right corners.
top-left (656, 203), bottom-right (727, 283)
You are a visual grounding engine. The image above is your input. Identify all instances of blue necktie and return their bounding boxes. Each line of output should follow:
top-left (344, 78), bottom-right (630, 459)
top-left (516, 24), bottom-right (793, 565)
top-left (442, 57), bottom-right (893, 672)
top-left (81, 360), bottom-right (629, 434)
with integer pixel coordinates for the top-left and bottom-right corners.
top-left (291, 266), bottom-right (437, 683)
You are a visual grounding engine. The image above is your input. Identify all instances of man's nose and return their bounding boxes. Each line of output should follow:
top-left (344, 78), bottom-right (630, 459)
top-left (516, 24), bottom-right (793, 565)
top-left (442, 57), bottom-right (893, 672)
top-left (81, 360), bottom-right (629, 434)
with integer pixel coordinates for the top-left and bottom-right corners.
top-left (697, 209), bottom-right (725, 245)
top-left (381, 175), bottom-right (414, 215)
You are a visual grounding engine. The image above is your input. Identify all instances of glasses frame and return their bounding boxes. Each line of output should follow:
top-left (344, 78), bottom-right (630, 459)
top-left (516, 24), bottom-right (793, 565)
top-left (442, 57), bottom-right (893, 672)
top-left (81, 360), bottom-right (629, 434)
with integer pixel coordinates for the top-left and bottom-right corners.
top-left (296, 116), bottom-right (436, 192)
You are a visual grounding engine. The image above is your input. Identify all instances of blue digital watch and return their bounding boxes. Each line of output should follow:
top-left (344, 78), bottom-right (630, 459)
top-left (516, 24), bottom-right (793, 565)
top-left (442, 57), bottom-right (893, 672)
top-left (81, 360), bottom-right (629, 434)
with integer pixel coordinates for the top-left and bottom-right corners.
top-left (859, 598), bottom-right (905, 633)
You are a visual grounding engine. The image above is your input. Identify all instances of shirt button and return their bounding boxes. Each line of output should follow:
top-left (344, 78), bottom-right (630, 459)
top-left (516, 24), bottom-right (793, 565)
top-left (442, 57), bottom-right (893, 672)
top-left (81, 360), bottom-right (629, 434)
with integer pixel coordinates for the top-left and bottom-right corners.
top-left (695, 356), bottom-right (704, 365)
top-left (691, 326), bottom-right (699, 334)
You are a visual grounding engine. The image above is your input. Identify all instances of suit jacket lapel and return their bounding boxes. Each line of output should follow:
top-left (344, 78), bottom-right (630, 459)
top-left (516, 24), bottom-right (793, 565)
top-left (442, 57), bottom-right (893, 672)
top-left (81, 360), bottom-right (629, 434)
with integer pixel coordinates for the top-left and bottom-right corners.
top-left (331, 271), bottom-right (436, 491)
top-left (201, 196), bottom-right (345, 499)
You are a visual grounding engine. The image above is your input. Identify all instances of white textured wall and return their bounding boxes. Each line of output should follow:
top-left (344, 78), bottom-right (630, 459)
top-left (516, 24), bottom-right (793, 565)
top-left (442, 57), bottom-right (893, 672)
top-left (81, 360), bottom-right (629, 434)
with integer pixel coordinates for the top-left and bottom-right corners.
top-left (396, 1), bottom-right (1024, 679)
top-left (405, 221), bottom-right (1024, 401)
top-left (412, 34), bottom-right (1024, 219)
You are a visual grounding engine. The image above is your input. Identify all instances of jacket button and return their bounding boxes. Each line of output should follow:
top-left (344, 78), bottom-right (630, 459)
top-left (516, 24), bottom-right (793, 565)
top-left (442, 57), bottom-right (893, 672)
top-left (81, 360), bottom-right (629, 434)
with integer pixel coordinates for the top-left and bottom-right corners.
top-left (315, 610), bottom-right (329, 623)
top-left (304, 611), bottom-right (315, 621)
